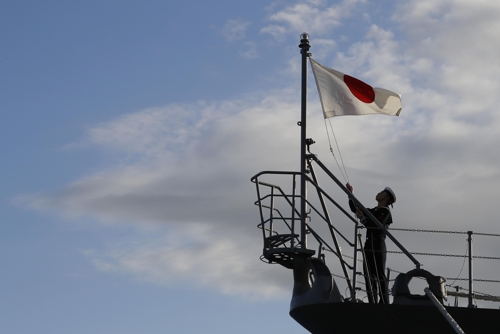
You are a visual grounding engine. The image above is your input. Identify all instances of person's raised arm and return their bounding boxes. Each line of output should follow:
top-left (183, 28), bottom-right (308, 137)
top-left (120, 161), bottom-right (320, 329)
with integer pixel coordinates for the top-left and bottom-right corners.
top-left (346, 183), bottom-right (363, 218)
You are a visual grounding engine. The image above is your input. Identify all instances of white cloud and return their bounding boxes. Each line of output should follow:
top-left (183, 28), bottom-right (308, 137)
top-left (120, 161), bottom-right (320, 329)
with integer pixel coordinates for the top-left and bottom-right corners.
top-left (309, 38), bottom-right (337, 59)
top-left (393, 0), bottom-right (500, 145)
top-left (222, 19), bottom-right (251, 42)
top-left (260, 24), bottom-right (287, 41)
top-left (261, 0), bottom-right (364, 39)
top-left (23, 90), bottom-right (301, 224)
top-left (397, 0), bottom-right (500, 100)
top-left (86, 224), bottom-right (291, 299)
top-left (240, 41), bottom-right (259, 59)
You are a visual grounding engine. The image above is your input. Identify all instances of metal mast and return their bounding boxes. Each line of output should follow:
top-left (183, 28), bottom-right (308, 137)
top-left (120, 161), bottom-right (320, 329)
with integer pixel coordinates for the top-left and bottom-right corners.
top-left (299, 33), bottom-right (311, 249)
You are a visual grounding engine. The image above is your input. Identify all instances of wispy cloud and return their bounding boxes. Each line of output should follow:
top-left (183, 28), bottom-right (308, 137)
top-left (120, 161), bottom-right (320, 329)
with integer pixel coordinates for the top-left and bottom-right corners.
top-left (86, 224), bottom-right (291, 299)
top-left (222, 19), bottom-right (251, 42)
top-left (309, 38), bottom-right (337, 59)
top-left (240, 41), bottom-right (260, 59)
top-left (261, 0), bottom-right (364, 39)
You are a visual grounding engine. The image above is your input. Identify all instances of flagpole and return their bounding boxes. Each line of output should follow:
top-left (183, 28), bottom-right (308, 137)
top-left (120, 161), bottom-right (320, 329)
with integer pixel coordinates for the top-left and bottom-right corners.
top-left (299, 33), bottom-right (310, 249)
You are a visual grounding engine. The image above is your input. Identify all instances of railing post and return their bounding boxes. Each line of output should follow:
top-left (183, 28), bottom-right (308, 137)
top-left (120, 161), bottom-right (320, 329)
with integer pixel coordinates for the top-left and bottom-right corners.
top-left (468, 231), bottom-right (474, 308)
top-left (351, 222), bottom-right (359, 302)
top-left (291, 174), bottom-right (297, 248)
top-left (269, 186), bottom-right (275, 237)
top-left (386, 268), bottom-right (391, 304)
top-left (359, 234), bottom-right (375, 303)
top-left (454, 286), bottom-right (460, 307)
top-left (254, 177), bottom-right (267, 244)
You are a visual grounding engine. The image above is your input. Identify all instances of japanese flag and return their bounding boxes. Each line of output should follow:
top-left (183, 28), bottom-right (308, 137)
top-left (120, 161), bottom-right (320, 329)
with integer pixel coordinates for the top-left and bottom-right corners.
top-left (310, 58), bottom-right (402, 118)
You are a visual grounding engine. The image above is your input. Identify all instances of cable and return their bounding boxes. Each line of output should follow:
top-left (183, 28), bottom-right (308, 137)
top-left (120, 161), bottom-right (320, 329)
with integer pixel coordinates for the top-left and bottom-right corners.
top-left (328, 119), bottom-right (350, 183)
top-left (447, 242), bottom-right (468, 286)
top-left (323, 119), bottom-right (349, 184)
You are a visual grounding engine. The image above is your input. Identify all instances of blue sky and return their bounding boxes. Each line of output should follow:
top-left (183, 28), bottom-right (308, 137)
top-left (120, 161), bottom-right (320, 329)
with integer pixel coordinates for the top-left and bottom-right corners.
top-left (2, 0), bottom-right (500, 333)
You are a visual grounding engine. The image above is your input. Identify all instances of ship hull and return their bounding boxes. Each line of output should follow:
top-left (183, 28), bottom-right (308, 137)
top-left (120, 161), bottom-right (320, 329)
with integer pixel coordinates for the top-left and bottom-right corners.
top-left (290, 302), bottom-right (499, 334)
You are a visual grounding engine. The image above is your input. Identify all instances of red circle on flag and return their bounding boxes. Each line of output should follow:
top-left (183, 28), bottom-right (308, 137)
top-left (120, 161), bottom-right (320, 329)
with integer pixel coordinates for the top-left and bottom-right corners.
top-left (343, 75), bottom-right (375, 103)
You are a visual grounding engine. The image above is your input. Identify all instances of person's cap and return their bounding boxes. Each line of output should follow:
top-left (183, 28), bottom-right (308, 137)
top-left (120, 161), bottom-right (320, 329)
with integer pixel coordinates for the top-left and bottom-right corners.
top-left (384, 187), bottom-right (396, 204)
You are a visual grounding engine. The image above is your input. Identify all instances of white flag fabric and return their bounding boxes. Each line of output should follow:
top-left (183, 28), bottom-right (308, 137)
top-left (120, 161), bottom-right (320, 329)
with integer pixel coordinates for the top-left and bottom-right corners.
top-left (310, 58), bottom-right (402, 118)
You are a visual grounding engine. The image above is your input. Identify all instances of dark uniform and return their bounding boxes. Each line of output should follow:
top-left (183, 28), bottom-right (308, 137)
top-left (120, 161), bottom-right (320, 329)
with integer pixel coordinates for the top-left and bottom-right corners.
top-left (349, 200), bottom-right (392, 304)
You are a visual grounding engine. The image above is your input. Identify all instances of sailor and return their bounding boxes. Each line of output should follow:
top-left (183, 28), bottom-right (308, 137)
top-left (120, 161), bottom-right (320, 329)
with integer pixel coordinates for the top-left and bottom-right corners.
top-left (346, 183), bottom-right (396, 304)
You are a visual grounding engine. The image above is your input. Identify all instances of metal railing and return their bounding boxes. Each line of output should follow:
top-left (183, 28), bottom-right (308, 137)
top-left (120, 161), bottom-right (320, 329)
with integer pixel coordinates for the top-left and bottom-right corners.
top-left (251, 160), bottom-right (421, 301)
top-left (252, 155), bottom-right (500, 307)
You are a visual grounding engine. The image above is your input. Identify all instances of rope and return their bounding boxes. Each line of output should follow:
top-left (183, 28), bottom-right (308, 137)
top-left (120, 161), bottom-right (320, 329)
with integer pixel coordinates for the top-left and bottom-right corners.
top-left (387, 268), bottom-right (500, 283)
top-left (446, 278), bottom-right (500, 283)
top-left (387, 227), bottom-right (500, 237)
top-left (474, 232), bottom-right (500, 237)
top-left (388, 227), bottom-right (468, 234)
top-left (323, 119), bottom-right (349, 184)
top-left (474, 255), bottom-right (500, 260)
top-left (328, 119), bottom-right (350, 183)
top-left (385, 250), bottom-right (500, 260)
top-left (447, 290), bottom-right (500, 302)
top-left (447, 242), bottom-right (468, 286)
top-left (325, 247), bottom-right (500, 261)
top-left (328, 245), bottom-right (500, 260)
top-left (356, 227), bottom-right (500, 259)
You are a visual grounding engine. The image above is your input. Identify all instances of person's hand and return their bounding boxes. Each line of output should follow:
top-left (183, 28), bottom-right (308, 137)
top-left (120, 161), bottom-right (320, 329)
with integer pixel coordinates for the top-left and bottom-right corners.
top-left (346, 183), bottom-right (354, 193)
top-left (356, 208), bottom-right (363, 219)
